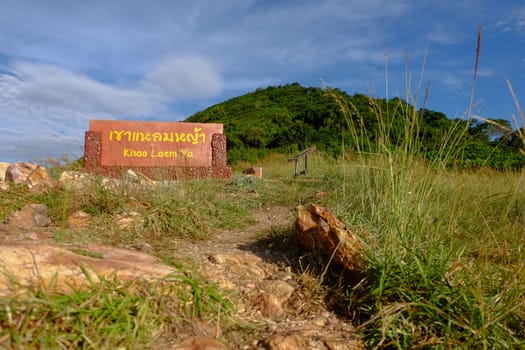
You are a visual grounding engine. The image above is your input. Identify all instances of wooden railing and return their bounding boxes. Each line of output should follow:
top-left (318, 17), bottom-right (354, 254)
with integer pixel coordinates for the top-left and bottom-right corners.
top-left (288, 146), bottom-right (317, 176)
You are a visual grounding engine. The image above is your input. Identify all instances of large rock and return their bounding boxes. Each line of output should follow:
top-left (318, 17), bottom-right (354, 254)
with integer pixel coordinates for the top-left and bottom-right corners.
top-left (5, 162), bottom-right (57, 190)
top-left (0, 241), bottom-right (177, 297)
top-left (7, 204), bottom-right (52, 229)
top-left (0, 162), bottom-right (9, 181)
top-left (295, 203), bottom-right (366, 274)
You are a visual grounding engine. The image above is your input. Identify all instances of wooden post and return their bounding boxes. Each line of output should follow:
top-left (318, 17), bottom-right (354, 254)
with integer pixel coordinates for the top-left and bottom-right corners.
top-left (304, 154), bottom-right (308, 174)
top-left (288, 146), bottom-right (316, 176)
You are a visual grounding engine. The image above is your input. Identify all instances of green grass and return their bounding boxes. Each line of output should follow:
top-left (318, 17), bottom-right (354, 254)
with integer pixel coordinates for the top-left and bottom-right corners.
top-left (1, 151), bottom-right (524, 348)
top-left (320, 79), bottom-right (525, 348)
top-left (0, 268), bottom-right (235, 349)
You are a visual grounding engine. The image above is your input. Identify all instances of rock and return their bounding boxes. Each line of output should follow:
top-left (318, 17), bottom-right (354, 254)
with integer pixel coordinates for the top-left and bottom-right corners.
top-left (67, 210), bottom-right (92, 228)
top-left (207, 253), bottom-right (267, 281)
top-left (255, 291), bottom-right (285, 319)
top-left (261, 322), bottom-right (365, 350)
top-left (262, 333), bottom-right (312, 350)
top-left (99, 169), bottom-right (157, 193)
top-left (0, 223), bottom-right (53, 242)
top-left (59, 171), bottom-right (92, 191)
top-left (263, 280), bottom-right (295, 303)
top-left (135, 241), bottom-right (154, 254)
top-left (255, 280), bottom-right (296, 319)
top-left (0, 162), bottom-right (9, 181)
top-left (7, 204), bottom-right (52, 229)
top-left (172, 336), bottom-right (227, 350)
top-left (296, 203), bottom-right (366, 274)
top-left (123, 169), bottom-right (157, 191)
top-left (5, 162), bottom-right (57, 190)
top-left (114, 211), bottom-right (144, 229)
top-left (205, 252), bottom-right (269, 292)
top-left (0, 241), bottom-right (176, 297)
top-left (0, 181), bottom-right (8, 191)
top-left (6, 161), bottom-right (38, 184)
top-left (101, 177), bottom-right (119, 191)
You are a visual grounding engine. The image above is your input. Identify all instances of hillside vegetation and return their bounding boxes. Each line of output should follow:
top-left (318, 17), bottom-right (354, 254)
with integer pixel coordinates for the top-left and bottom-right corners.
top-left (186, 83), bottom-right (525, 169)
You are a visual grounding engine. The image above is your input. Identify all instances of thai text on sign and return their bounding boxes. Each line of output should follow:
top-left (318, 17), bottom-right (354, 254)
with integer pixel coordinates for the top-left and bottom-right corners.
top-left (89, 120), bottom-right (224, 167)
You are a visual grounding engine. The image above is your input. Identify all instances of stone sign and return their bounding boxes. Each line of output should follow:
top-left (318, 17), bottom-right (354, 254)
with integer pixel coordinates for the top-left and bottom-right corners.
top-left (84, 120), bottom-right (231, 180)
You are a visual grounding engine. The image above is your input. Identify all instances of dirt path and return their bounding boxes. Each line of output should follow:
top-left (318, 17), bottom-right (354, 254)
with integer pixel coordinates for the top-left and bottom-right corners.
top-left (167, 206), bottom-right (364, 349)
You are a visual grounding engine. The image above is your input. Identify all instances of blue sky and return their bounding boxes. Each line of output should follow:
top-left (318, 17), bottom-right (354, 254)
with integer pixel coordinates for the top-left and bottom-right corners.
top-left (1, 0), bottom-right (524, 163)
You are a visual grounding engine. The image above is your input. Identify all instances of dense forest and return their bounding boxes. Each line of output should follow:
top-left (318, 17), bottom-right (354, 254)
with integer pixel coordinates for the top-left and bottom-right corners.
top-left (186, 83), bottom-right (525, 169)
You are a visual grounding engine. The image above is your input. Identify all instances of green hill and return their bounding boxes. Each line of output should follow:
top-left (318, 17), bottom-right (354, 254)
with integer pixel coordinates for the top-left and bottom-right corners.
top-left (186, 83), bottom-right (525, 169)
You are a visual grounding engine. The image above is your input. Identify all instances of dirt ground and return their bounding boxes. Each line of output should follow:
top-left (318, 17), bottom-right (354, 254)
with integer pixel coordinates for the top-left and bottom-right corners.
top-left (165, 205), bottom-right (364, 349)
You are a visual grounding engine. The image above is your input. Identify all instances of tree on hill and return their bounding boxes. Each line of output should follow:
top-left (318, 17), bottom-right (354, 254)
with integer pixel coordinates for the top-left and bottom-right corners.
top-left (186, 84), bottom-right (525, 169)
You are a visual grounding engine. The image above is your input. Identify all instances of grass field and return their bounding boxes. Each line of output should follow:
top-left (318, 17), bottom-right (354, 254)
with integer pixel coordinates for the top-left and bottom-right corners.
top-left (1, 145), bottom-right (524, 348)
top-left (1, 68), bottom-right (525, 347)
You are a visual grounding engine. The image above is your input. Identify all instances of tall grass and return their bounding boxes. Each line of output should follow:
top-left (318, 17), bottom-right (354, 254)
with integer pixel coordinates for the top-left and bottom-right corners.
top-left (322, 35), bottom-right (525, 347)
top-left (324, 111), bottom-right (524, 347)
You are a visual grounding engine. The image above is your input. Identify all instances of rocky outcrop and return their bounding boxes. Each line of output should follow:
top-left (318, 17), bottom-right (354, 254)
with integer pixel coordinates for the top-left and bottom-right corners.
top-left (5, 161), bottom-right (57, 190)
top-left (0, 241), bottom-right (176, 297)
top-left (296, 203), bottom-right (366, 274)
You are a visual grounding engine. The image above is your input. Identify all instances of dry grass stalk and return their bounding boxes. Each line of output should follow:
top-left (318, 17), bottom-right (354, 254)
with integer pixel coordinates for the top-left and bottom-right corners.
top-left (468, 25), bottom-right (482, 119)
top-left (505, 78), bottom-right (525, 156)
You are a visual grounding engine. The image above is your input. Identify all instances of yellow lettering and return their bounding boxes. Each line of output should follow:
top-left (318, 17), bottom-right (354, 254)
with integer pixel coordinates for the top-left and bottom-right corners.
top-left (180, 148), bottom-right (194, 158)
top-left (123, 148), bottom-right (148, 157)
top-left (110, 130), bottom-right (124, 141)
top-left (151, 148), bottom-right (178, 158)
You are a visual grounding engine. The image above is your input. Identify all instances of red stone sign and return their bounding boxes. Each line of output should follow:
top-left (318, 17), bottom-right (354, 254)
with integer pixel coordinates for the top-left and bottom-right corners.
top-left (84, 120), bottom-right (231, 180)
top-left (89, 120), bottom-right (223, 167)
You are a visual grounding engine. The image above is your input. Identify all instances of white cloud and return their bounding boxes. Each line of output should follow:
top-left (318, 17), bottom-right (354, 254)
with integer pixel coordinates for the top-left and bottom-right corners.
top-left (427, 24), bottom-right (464, 45)
top-left (486, 4), bottom-right (525, 34)
top-left (2, 55), bottom-right (223, 118)
top-left (0, 55), bottom-right (224, 163)
top-left (13, 62), bottom-right (159, 116)
top-left (144, 56), bottom-right (223, 99)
